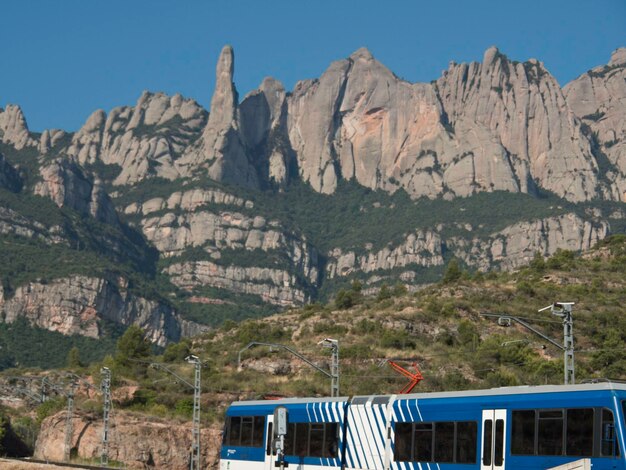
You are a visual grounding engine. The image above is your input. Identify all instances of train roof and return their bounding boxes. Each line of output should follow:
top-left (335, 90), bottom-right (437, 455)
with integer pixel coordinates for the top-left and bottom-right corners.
top-left (229, 382), bottom-right (626, 407)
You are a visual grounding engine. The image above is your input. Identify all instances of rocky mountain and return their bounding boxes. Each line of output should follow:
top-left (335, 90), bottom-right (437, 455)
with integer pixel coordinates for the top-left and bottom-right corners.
top-left (0, 45), bottom-right (624, 353)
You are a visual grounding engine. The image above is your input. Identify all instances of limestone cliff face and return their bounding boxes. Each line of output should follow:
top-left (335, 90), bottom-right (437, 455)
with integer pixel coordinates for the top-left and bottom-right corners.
top-left (35, 410), bottom-right (222, 469)
top-left (0, 276), bottom-right (206, 345)
top-left (124, 186), bottom-right (319, 306)
top-left (217, 48), bottom-right (600, 201)
top-left (565, 48), bottom-right (626, 201)
top-left (326, 213), bottom-right (608, 278)
top-left (165, 261), bottom-right (309, 306)
top-left (326, 230), bottom-right (445, 278)
top-left (34, 159), bottom-right (118, 225)
top-left (449, 213), bottom-right (609, 271)
top-left (435, 47), bottom-right (599, 202)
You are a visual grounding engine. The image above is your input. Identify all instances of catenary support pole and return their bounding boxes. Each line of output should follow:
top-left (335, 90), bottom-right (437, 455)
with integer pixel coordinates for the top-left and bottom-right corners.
top-left (100, 367), bottom-right (112, 467)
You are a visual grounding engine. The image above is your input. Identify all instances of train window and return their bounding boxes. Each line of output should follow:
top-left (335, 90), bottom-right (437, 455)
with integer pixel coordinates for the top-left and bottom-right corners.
top-left (434, 422), bottom-right (455, 463)
top-left (309, 423), bottom-right (325, 457)
top-left (295, 423), bottom-right (309, 456)
top-left (494, 419), bottom-right (504, 466)
top-left (456, 421), bottom-right (477, 464)
top-left (253, 416), bottom-right (266, 447)
top-left (538, 410), bottom-right (564, 455)
top-left (482, 420), bottom-right (493, 466)
top-left (240, 417), bottom-right (254, 446)
top-left (413, 423), bottom-right (433, 462)
top-left (394, 423), bottom-right (413, 461)
top-left (224, 416), bottom-right (266, 448)
top-left (512, 410), bottom-right (535, 455)
top-left (228, 416), bottom-right (242, 446)
top-left (566, 408), bottom-right (593, 456)
top-left (283, 423), bottom-right (340, 458)
top-left (325, 423), bottom-right (339, 458)
top-left (601, 409), bottom-right (619, 457)
top-left (284, 423), bottom-right (296, 455)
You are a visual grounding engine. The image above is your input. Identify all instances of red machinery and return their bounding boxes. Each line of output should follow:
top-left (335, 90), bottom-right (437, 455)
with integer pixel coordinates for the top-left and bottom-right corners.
top-left (387, 361), bottom-right (424, 394)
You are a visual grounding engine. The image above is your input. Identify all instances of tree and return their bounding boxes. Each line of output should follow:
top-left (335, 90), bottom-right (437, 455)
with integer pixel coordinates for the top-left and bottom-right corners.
top-left (66, 346), bottom-right (82, 368)
top-left (442, 258), bottom-right (462, 284)
top-left (335, 289), bottom-right (356, 309)
top-left (163, 339), bottom-right (191, 363)
top-left (529, 251), bottom-right (546, 272)
top-left (115, 325), bottom-right (150, 366)
top-left (377, 284), bottom-right (391, 302)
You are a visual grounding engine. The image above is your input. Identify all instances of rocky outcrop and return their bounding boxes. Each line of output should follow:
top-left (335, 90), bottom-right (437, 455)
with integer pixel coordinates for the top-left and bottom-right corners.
top-left (39, 128), bottom-right (68, 154)
top-left (435, 47), bottom-right (599, 202)
top-left (326, 213), bottom-right (608, 277)
top-left (178, 45), bottom-right (259, 188)
top-left (0, 206), bottom-right (64, 243)
top-left (165, 261), bottom-right (308, 306)
top-left (449, 213), bottom-right (609, 271)
top-left (140, 208), bottom-right (318, 279)
top-left (0, 276), bottom-right (206, 345)
top-left (240, 77), bottom-right (292, 187)
top-left (564, 48), bottom-right (626, 201)
top-left (35, 411), bottom-right (222, 469)
top-left (34, 159), bottom-right (118, 225)
top-left (124, 187), bottom-right (253, 216)
top-left (326, 230), bottom-right (444, 278)
top-left (0, 105), bottom-right (37, 150)
top-left (66, 91), bottom-right (207, 185)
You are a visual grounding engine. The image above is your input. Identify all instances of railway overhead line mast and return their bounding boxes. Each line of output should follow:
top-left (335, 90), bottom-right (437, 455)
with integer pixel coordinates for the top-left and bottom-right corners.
top-left (238, 339), bottom-right (340, 397)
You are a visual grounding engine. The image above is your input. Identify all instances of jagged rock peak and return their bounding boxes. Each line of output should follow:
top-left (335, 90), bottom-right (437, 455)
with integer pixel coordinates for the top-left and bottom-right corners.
top-left (482, 45), bottom-right (501, 66)
top-left (0, 104), bottom-right (36, 149)
top-left (84, 109), bottom-right (106, 132)
top-left (350, 47), bottom-right (374, 61)
top-left (260, 76), bottom-right (285, 94)
top-left (610, 47), bottom-right (626, 66)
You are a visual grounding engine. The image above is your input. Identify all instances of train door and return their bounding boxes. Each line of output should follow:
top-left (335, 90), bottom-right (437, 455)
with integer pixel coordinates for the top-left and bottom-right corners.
top-left (481, 409), bottom-right (506, 470)
top-left (265, 414), bottom-right (274, 470)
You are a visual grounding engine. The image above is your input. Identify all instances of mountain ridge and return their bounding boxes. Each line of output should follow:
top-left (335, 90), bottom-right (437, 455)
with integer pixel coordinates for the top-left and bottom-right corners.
top-left (0, 44), bottom-right (624, 347)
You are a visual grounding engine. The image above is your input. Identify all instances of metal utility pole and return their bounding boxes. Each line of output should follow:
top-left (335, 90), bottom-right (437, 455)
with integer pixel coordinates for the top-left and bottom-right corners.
top-left (238, 340), bottom-right (341, 397)
top-left (318, 338), bottom-right (340, 397)
top-left (188, 356), bottom-right (202, 470)
top-left (100, 367), bottom-right (112, 468)
top-left (483, 301), bottom-right (576, 385)
top-left (539, 302), bottom-right (575, 385)
top-left (64, 381), bottom-right (77, 462)
top-left (41, 376), bottom-right (49, 402)
top-left (149, 356), bottom-right (202, 470)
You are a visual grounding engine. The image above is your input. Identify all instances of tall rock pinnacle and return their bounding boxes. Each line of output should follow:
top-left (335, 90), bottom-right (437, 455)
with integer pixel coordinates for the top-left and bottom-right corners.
top-left (177, 45), bottom-right (259, 188)
top-left (207, 45), bottom-right (237, 131)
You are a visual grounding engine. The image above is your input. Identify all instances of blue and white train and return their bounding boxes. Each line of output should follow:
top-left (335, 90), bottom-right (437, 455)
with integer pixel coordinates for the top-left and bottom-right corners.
top-left (220, 382), bottom-right (626, 469)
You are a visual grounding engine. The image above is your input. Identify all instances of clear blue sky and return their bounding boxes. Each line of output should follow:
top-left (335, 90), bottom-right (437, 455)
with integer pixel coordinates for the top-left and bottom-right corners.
top-left (1, 0), bottom-right (624, 132)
